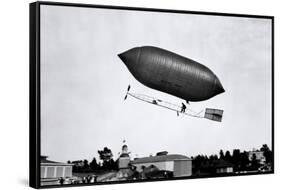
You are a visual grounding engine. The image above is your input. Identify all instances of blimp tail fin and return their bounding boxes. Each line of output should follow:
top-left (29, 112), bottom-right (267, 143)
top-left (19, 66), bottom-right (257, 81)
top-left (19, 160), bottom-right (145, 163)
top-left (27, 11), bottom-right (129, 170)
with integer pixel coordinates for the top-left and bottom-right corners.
top-left (204, 108), bottom-right (223, 122)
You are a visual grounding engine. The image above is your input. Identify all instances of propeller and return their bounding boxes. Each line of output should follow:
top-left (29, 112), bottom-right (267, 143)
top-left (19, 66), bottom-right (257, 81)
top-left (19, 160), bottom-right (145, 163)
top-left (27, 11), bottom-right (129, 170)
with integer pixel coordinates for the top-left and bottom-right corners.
top-left (124, 85), bottom-right (130, 100)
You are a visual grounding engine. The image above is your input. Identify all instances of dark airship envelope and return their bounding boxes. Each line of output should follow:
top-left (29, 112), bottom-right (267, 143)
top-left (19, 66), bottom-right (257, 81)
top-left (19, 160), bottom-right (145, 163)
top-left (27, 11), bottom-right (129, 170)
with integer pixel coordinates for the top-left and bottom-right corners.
top-left (118, 46), bottom-right (225, 102)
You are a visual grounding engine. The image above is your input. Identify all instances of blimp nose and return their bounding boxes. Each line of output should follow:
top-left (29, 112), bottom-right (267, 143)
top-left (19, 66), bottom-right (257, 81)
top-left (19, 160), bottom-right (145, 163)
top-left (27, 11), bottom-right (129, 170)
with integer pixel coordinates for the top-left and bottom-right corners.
top-left (214, 78), bottom-right (225, 96)
top-left (118, 52), bottom-right (127, 63)
top-left (118, 47), bottom-right (140, 69)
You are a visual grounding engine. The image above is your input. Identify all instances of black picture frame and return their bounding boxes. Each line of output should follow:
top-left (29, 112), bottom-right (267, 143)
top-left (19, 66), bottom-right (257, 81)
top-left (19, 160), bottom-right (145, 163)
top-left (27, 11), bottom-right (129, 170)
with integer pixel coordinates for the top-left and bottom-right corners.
top-left (30, 1), bottom-right (274, 189)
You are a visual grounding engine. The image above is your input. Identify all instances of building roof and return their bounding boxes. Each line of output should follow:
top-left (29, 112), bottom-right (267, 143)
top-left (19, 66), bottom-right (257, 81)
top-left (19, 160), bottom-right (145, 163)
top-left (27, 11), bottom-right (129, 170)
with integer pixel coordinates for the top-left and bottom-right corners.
top-left (120, 153), bottom-right (130, 158)
top-left (131, 154), bottom-right (191, 164)
top-left (199, 159), bottom-right (233, 169)
top-left (248, 151), bottom-right (264, 156)
top-left (212, 159), bottom-right (234, 168)
top-left (71, 160), bottom-right (84, 163)
top-left (40, 156), bottom-right (73, 166)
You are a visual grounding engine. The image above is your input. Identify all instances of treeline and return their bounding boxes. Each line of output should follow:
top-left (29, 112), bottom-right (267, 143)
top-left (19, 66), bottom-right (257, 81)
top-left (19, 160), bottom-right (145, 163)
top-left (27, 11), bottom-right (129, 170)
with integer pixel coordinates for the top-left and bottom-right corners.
top-left (192, 144), bottom-right (272, 175)
top-left (68, 144), bottom-right (272, 174)
top-left (67, 147), bottom-right (118, 173)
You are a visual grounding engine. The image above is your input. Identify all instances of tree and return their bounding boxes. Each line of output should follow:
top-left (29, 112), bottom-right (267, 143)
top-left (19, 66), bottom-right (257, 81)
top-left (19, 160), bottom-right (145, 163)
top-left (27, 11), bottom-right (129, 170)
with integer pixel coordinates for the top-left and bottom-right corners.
top-left (232, 150), bottom-right (240, 161)
top-left (98, 147), bottom-right (117, 170)
top-left (192, 155), bottom-right (204, 174)
top-left (83, 159), bottom-right (89, 170)
top-left (90, 157), bottom-right (99, 171)
top-left (232, 149), bottom-right (241, 171)
top-left (204, 155), bottom-right (208, 163)
top-left (209, 154), bottom-right (218, 161)
top-left (250, 153), bottom-right (259, 170)
top-left (260, 144), bottom-right (270, 152)
top-left (219, 150), bottom-right (224, 160)
top-left (240, 151), bottom-right (249, 171)
top-left (224, 151), bottom-right (231, 162)
top-left (106, 158), bottom-right (118, 170)
top-left (213, 155), bottom-right (218, 160)
top-left (98, 147), bottom-right (113, 163)
top-left (260, 144), bottom-right (272, 164)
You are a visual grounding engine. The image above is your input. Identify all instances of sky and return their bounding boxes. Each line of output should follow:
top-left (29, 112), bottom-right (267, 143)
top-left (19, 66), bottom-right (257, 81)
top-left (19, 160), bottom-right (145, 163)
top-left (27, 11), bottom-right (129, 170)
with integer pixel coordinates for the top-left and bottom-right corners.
top-left (40, 5), bottom-right (272, 163)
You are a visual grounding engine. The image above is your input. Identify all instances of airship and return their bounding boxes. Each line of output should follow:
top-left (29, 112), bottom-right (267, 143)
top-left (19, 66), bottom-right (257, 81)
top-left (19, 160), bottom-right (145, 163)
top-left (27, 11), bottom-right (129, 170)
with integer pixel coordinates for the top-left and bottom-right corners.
top-left (118, 46), bottom-right (224, 103)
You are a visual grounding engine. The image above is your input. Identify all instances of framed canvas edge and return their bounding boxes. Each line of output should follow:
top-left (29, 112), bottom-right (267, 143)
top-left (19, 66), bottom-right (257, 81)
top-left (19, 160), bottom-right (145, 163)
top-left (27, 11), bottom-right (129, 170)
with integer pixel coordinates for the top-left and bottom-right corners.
top-left (30, 2), bottom-right (41, 189)
top-left (29, 1), bottom-right (275, 189)
top-left (271, 17), bottom-right (275, 174)
top-left (37, 0), bottom-right (274, 19)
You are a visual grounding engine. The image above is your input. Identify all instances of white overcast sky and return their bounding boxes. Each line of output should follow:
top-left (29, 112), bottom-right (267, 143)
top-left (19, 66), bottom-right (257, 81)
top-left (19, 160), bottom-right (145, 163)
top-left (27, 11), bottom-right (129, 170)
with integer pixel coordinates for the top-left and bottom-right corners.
top-left (40, 5), bottom-right (272, 162)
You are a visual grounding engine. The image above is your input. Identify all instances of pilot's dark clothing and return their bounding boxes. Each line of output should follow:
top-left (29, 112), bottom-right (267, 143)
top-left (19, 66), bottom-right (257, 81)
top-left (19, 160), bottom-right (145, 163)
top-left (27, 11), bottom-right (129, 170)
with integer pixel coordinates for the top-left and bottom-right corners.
top-left (181, 103), bottom-right (186, 113)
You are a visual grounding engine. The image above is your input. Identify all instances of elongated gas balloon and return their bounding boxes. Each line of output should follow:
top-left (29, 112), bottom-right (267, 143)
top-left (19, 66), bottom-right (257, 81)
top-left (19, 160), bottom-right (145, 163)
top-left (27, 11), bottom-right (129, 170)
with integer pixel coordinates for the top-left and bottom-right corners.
top-left (118, 46), bottom-right (224, 102)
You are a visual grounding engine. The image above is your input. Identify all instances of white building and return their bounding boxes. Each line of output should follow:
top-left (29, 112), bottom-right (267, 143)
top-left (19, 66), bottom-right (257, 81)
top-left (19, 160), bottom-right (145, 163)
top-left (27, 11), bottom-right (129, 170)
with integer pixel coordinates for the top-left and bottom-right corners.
top-left (40, 156), bottom-right (73, 186)
top-left (117, 144), bottom-right (131, 178)
top-left (131, 154), bottom-right (192, 177)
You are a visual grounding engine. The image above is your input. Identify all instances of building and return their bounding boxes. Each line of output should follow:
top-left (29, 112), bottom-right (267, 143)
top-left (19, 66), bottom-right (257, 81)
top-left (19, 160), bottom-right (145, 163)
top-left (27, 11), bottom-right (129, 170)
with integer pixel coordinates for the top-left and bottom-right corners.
top-left (213, 159), bottom-right (234, 174)
top-left (248, 150), bottom-right (266, 164)
top-left (118, 145), bottom-right (130, 169)
top-left (117, 144), bottom-right (131, 178)
top-left (40, 156), bottom-right (73, 186)
top-left (71, 160), bottom-right (84, 167)
top-left (131, 153), bottom-right (192, 177)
